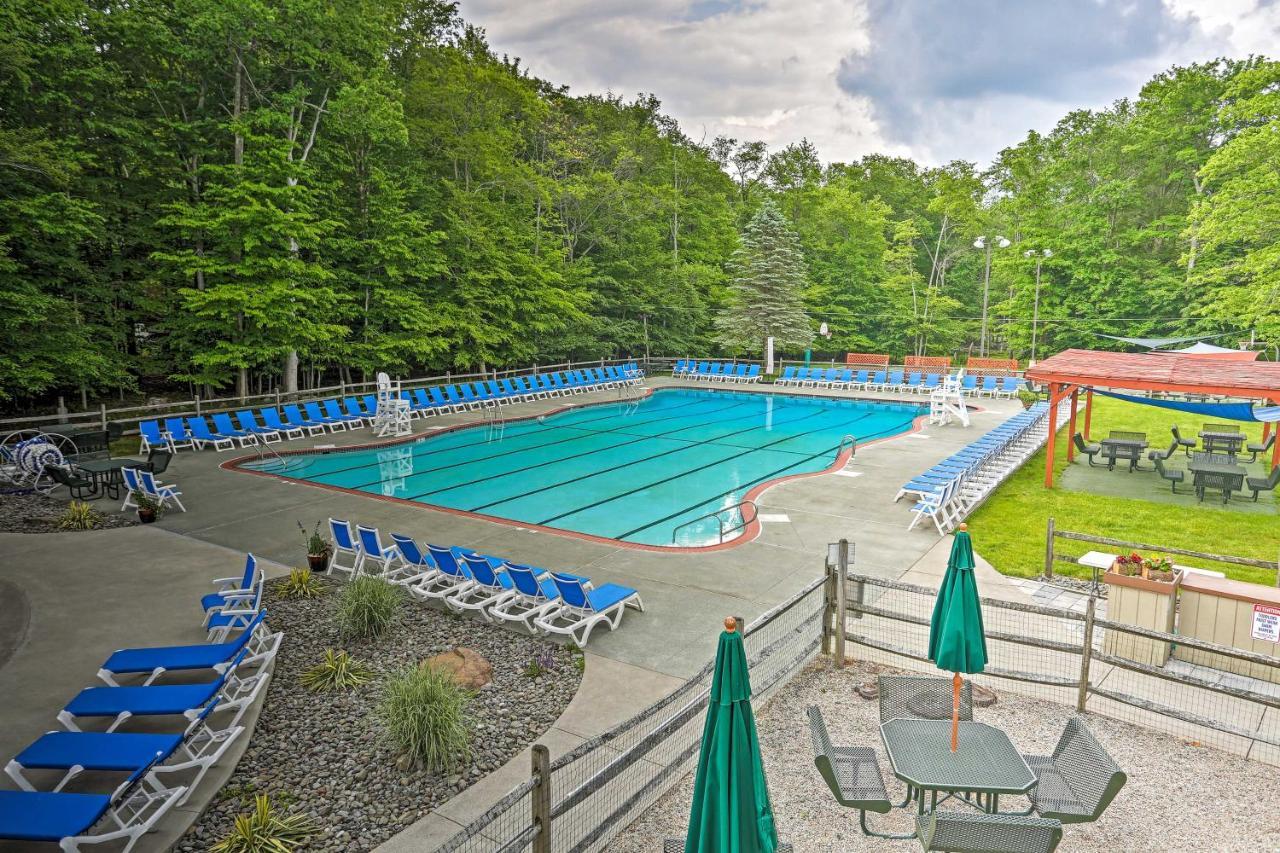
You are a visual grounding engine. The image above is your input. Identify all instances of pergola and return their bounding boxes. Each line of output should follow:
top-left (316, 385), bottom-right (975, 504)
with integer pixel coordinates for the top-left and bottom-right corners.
top-left (1025, 349), bottom-right (1280, 487)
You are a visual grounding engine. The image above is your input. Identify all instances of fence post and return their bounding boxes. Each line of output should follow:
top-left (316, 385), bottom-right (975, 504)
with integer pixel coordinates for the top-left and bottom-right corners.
top-left (1077, 595), bottom-right (1096, 712)
top-left (822, 560), bottom-right (835, 656)
top-left (99, 403), bottom-right (107, 430)
top-left (57, 396), bottom-right (68, 425)
top-left (1044, 516), bottom-right (1055, 579)
top-left (194, 395), bottom-right (201, 416)
top-left (531, 743), bottom-right (551, 853)
top-left (275, 389), bottom-right (281, 409)
top-left (834, 539), bottom-right (849, 667)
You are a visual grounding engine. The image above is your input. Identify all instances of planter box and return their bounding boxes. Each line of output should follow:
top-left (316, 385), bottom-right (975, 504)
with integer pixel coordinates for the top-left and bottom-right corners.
top-left (1175, 574), bottom-right (1280, 684)
top-left (1102, 569), bottom-right (1181, 667)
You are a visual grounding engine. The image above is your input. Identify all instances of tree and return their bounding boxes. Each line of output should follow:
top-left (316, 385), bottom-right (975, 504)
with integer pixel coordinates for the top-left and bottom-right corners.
top-left (716, 201), bottom-right (813, 356)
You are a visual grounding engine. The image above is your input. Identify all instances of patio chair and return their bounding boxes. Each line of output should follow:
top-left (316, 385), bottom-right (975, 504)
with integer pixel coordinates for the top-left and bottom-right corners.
top-left (200, 554), bottom-right (260, 613)
top-left (324, 398), bottom-right (366, 428)
top-left (97, 611), bottom-right (280, 686)
top-left (745, 364), bottom-right (762, 383)
top-left (806, 706), bottom-right (909, 839)
top-left (282, 404), bottom-right (327, 436)
top-left (202, 575), bottom-right (263, 641)
top-left (7, 698), bottom-right (243, 806)
top-left (1146, 437), bottom-right (1179, 462)
top-left (163, 418), bottom-right (196, 452)
top-left (137, 420), bottom-right (172, 454)
top-left (1246, 433), bottom-right (1276, 464)
top-left (354, 525), bottom-right (400, 578)
top-left (0, 762), bottom-right (186, 853)
top-left (1246, 465), bottom-right (1280, 502)
top-left (186, 417), bottom-right (235, 452)
top-left (1170, 425), bottom-right (1197, 456)
top-left (139, 448), bottom-right (172, 476)
top-left (259, 408), bottom-right (305, 440)
top-left (1153, 458), bottom-right (1185, 494)
top-left (1072, 433), bottom-right (1103, 467)
top-left (879, 674), bottom-right (972, 723)
top-left (138, 470), bottom-right (184, 512)
top-left (328, 518), bottom-right (361, 578)
top-left (916, 812), bottom-right (1063, 853)
top-left (532, 573), bottom-right (644, 647)
top-left (387, 534), bottom-right (438, 586)
top-left (1021, 717), bottom-right (1126, 825)
top-left (301, 401), bottom-right (344, 432)
top-left (47, 465), bottom-right (98, 500)
top-left (233, 410), bottom-right (282, 443)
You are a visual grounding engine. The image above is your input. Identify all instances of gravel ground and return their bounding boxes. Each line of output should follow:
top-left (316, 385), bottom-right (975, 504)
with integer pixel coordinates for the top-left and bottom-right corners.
top-left (181, 576), bottom-right (582, 852)
top-left (0, 491), bottom-right (137, 533)
top-left (611, 660), bottom-right (1280, 852)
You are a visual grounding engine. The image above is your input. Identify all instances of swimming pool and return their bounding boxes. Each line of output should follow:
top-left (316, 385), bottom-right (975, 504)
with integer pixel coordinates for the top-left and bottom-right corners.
top-left (240, 388), bottom-right (925, 548)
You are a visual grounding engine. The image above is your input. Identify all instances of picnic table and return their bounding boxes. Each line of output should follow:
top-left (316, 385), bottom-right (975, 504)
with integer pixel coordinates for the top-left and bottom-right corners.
top-left (1198, 429), bottom-right (1245, 456)
top-left (72, 458), bottom-right (131, 500)
top-left (1100, 431), bottom-right (1148, 472)
top-left (1187, 453), bottom-right (1246, 503)
top-left (880, 718), bottom-right (1036, 815)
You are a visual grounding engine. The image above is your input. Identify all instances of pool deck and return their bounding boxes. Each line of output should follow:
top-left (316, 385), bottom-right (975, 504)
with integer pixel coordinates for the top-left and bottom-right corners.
top-left (0, 377), bottom-right (1023, 850)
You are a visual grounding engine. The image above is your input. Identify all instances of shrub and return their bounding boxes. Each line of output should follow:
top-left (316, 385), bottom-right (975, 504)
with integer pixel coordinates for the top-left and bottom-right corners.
top-left (57, 500), bottom-right (102, 530)
top-left (274, 568), bottom-right (325, 600)
top-left (335, 576), bottom-right (403, 641)
top-left (377, 664), bottom-right (472, 773)
top-left (210, 794), bottom-right (316, 853)
top-left (300, 649), bottom-right (372, 692)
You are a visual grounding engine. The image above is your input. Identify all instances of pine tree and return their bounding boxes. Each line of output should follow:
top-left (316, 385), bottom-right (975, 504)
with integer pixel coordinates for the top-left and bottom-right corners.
top-left (716, 200), bottom-right (813, 357)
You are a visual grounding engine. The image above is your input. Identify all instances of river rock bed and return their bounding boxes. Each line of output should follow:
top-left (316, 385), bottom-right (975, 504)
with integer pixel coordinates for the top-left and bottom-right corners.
top-left (0, 491), bottom-right (137, 533)
top-left (180, 575), bottom-right (582, 852)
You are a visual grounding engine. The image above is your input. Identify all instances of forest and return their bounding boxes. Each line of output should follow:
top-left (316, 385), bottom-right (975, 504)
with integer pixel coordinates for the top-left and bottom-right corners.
top-left (2, 0), bottom-right (1277, 409)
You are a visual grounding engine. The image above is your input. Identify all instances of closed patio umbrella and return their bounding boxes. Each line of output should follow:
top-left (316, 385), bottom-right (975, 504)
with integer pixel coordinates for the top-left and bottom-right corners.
top-left (927, 523), bottom-right (988, 752)
top-left (683, 616), bottom-right (778, 853)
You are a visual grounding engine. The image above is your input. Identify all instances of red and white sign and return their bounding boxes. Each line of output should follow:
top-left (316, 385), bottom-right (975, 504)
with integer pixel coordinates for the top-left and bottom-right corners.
top-left (1252, 604), bottom-right (1280, 644)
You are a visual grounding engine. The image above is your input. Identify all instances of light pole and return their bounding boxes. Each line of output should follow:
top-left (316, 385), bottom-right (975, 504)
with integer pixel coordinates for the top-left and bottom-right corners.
top-left (1023, 249), bottom-right (1052, 366)
top-left (974, 235), bottom-right (1010, 357)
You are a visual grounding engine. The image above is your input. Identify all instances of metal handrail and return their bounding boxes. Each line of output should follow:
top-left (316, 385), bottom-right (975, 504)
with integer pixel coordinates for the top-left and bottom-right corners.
top-left (836, 434), bottom-right (857, 461)
top-left (253, 439), bottom-right (287, 469)
top-left (670, 499), bottom-right (759, 545)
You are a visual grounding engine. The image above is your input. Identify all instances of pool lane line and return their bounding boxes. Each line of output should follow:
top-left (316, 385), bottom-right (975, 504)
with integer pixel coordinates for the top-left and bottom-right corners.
top-left (524, 409), bottom-right (879, 525)
top-left (611, 416), bottom-right (918, 541)
top-left (438, 405), bottom-right (835, 508)
top-left (293, 395), bottom-right (752, 487)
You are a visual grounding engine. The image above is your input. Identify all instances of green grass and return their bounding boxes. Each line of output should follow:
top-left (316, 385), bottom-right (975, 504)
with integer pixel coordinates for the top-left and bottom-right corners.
top-left (110, 435), bottom-right (142, 456)
top-left (968, 395), bottom-right (1278, 585)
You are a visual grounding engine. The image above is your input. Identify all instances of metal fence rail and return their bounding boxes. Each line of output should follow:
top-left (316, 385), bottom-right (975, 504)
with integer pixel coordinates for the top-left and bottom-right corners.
top-left (437, 575), bottom-right (827, 853)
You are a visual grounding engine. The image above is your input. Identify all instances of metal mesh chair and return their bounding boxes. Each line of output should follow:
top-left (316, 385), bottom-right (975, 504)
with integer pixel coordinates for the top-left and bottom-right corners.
top-left (663, 841), bottom-right (792, 852)
top-left (1246, 433), bottom-right (1275, 464)
top-left (1153, 458), bottom-right (1185, 493)
top-left (1022, 717), bottom-right (1126, 824)
top-left (1146, 437), bottom-right (1179, 462)
top-left (807, 705), bottom-right (911, 839)
top-left (1170, 425), bottom-right (1197, 455)
top-left (915, 812), bottom-right (1063, 853)
top-left (1072, 433), bottom-right (1103, 466)
top-left (1247, 465), bottom-right (1280, 501)
top-left (879, 675), bottom-right (973, 723)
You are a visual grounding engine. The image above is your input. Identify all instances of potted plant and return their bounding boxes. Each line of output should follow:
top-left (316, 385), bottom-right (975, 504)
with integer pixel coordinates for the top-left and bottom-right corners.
top-left (299, 521), bottom-right (330, 573)
top-left (1141, 555), bottom-right (1177, 583)
top-left (1110, 552), bottom-right (1143, 577)
top-left (133, 490), bottom-right (162, 524)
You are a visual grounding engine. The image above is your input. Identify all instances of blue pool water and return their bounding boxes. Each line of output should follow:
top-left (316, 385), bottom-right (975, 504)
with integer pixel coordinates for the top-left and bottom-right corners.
top-left (246, 389), bottom-right (924, 547)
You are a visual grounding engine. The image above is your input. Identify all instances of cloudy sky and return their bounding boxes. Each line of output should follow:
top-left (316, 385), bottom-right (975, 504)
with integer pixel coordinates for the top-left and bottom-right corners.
top-left (458, 0), bottom-right (1280, 166)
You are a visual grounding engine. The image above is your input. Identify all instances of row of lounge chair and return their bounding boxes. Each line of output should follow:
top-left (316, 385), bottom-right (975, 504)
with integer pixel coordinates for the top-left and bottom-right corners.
top-left (775, 367), bottom-right (1026, 398)
top-left (327, 520), bottom-right (644, 647)
top-left (137, 363), bottom-right (645, 453)
top-left (0, 556), bottom-right (280, 852)
top-left (671, 361), bottom-right (762, 383)
top-left (895, 402), bottom-right (1061, 534)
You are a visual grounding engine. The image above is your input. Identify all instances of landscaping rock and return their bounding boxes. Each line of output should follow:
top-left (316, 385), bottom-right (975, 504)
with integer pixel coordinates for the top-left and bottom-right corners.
top-left (422, 646), bottom-right (493, 690)
top-left (0, 491), bottom-right (137, 534)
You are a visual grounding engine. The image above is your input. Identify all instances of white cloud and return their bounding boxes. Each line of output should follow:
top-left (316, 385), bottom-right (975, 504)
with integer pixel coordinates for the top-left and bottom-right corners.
top-left (457, 0), bottom-right (1279, 167)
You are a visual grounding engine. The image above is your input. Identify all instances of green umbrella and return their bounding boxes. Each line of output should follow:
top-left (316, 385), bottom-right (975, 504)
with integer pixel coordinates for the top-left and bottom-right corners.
top-left (684, 617), bottom-right (778, 853)
top-left (927, 524), bottom-right (988, 752)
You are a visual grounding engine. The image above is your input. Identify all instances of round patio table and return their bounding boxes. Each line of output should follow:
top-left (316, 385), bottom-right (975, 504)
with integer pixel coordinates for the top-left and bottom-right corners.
top-left (72, 459), bottom-right (131, 500)
top-left (880, 718), bottom-right (1036, 815)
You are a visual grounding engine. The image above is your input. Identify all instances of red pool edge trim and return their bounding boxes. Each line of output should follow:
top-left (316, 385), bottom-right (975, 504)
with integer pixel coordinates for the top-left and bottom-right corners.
top-left (221, 386), bottom-right (948, 554)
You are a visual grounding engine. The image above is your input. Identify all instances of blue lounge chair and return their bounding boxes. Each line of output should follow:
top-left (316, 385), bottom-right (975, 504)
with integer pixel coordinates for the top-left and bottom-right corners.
top-left (672, 359), bottom-right (688, 377)
top-left (360, 394), bottom-right (379, 417)
top-left (980, 375), bottom-right (999, 396)
top-left (489, 563), bottom-right (567, 633)
top-left (835, 369), bottom-right (854, 389)
top-left (483, 380), bottom-right (508, 403)
top-left (233, 410), bottom-right (282, 443)
top-left (533, 574), bottom-right (644, 646)
top-left (745, 364), bottom-right (762, 383)
top-left (426, 386), bottom-right (455, 412)
top-left (6, 698), bottom-right (242, 804)
top-left (731, 364), bottom-right (749, 382)
top-left (303, 401), bottom-right (346, 432)
top-left (193, 414), bottom-right (248, 450)
top-left (457, 384), bottom-right (481, 409)
top-left (355, 525), bottom-right (400, 578)
top-left (906, 372), bottom-right (922, 393)
top-left (324, 398), bottom-right (365, 428)
top-left (97, 611), bottom-right (279, 686)
top-left (777, 366), bottom-right (797, 386)
top-left (446, 554), bottom-right (519, 618)
top-left (161, 418), bottom-right (194, 452)
top-left (0, 760), bottom-right (186, 852)
top-left (259, 408), bottom-right (304, 440)
top-left (202, 573), bottom-right (261, 641)
top-left (998, 376), bottom-right (1024, 398)
top-left (923, 374), bottom-right (941, 391)
top-left (498, 378), bottom-right (523, 401)
top-left (200, 554), bottom-right (260, 613)
top-left (342, 396), bottom-right (374, 425)
top-left (185, 416), bottom-right (235, 452)
top-left (137, 421), bottom-right (171, 454)
top-left (514, 376), bottom-right (541, 399)
top-left (442, 385), bottom-right (466, 409)
top-left (328, 518), bottom-right (360, 578)
top-left (387, 534), bottom-right (438, 586)
top-left (282, 404), bottom-right (327, 436)
top-left (408, 544), bottom-right (476, 602)
top-left (962, 375), bottom-right (979, 392)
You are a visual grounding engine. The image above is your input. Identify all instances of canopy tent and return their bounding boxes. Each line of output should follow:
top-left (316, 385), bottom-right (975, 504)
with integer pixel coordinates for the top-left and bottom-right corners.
top-left (1155, 341), bottom-right (1259, 360)
top-left (1025, 349), bottom-right (1280, 486)
top-left (1095, 333), bottom-right (1227, 349)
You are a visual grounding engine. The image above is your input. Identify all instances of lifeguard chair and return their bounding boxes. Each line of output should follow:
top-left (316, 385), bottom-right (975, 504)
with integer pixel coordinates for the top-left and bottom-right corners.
top-left (372, 372), bottom-right (412, 437)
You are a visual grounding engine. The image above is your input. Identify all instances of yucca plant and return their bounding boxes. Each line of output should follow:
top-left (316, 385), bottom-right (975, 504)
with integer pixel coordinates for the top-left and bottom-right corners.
top-left (274, 568), bottom-right (325, 600)
top-left (57, 500), bottom-right (102, 531)
top-left (377, 664), bottom-right (472, 773)
top-left (335, 576), bottom-right (403, 640)
top-left (210, 794), bottom-right (316, 853)
top-left (300, 649), bottom-right (373, 692)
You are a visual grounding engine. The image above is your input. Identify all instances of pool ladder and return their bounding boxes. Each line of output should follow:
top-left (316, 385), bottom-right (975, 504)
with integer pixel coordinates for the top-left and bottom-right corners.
top-left (836, 434), bottom-right (858, 463)
top-left (670, 499), bottom-right (759, 545)
top-left (253, 439), bottom-right (289, 473)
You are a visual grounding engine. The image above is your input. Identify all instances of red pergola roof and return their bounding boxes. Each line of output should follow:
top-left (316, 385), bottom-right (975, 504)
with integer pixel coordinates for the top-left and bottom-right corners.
top-left (1026, 349), bottom-right (1280, 399)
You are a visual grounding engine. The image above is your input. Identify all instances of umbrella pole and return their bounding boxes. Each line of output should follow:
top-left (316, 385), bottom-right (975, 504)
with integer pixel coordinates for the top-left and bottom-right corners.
top-left (951, 673), bottom-right (961, 752)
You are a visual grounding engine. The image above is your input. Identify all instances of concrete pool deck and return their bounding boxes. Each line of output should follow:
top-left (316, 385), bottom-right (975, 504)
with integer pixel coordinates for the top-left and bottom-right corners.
top-left (0, 377), bottom-right (1024, 850)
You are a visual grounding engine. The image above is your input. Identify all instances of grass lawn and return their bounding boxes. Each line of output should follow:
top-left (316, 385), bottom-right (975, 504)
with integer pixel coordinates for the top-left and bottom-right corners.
top-left (967, 395), bottom-right (1279, 586)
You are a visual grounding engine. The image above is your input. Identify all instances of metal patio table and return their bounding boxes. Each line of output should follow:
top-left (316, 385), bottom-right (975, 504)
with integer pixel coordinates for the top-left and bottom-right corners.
top-left (1198, 430), bottom-right (1245, 456)
top-left (73, 458), bottom-right (130, 500)
top-left (1187, 456), bottom-right (1246, 503)
top-left (1100, 437), bottom-right (1148, 472)
top-left (880, 718), bottom-right (1036, 815)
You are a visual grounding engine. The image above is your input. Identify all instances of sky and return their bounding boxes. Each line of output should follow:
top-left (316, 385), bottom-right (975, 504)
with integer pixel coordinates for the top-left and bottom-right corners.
top-left (457, 0), bottom-right (1280, 167)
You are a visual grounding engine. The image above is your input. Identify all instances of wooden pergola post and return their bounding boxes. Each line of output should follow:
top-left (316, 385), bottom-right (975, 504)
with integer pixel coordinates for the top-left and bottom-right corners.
top-left (1044, 383), bottom-right (1059, 488)
top-left (1066, 387), bottom-right (1080, 461)
top-left (1083, 388), bottom-right (1094, 440)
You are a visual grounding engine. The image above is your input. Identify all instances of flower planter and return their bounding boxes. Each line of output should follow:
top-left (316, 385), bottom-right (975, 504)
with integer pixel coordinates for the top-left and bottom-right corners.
top-left (137, 508), bottom-right (157, 524)
top-left (307, 552), bottom-right (330, 573)
top-left (1102, 567), bottom-right (1182, 666)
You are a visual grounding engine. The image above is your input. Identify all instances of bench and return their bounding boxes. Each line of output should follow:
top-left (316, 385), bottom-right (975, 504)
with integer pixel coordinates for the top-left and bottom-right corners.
top-left (916, 812), bottom-right (1063, 852)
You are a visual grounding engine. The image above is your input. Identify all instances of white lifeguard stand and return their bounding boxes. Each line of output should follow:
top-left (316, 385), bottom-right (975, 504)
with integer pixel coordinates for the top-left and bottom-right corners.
top-left (372, 372), bottom-right (412, 437)
top-left (929, 370), bottom-right (971, 427)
